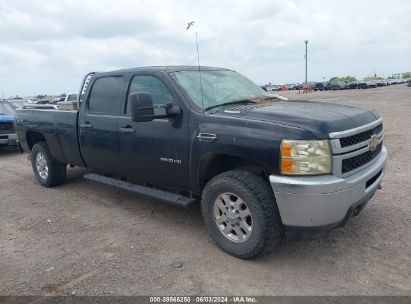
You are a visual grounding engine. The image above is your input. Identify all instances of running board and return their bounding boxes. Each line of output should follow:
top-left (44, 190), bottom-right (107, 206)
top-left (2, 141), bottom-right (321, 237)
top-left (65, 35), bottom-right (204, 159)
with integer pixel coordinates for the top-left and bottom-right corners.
top-left (84, 173), bottom-right (197, 208)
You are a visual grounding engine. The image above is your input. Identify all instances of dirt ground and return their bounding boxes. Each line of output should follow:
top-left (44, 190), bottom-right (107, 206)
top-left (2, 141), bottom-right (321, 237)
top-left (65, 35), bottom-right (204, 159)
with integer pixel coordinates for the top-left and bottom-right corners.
top-left (0, 84), bottom-right (410, 296)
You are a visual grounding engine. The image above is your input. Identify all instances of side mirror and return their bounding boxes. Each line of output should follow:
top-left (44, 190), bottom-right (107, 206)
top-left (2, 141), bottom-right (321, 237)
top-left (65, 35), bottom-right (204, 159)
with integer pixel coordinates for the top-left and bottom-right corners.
top-left (129, 92), bottom-right (154, 122)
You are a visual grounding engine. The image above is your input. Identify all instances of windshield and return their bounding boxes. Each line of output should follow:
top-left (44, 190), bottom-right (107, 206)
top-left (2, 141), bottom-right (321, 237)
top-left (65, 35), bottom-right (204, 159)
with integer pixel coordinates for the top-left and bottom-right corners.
top-left (0, 103), bottom-right (15, 115)
top-left (171, 70), bottom-right (268, 109)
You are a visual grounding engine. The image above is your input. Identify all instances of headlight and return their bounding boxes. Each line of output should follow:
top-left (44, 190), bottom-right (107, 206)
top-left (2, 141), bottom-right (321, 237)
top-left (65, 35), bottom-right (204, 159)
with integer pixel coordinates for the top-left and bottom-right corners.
top-left (280, 139), bottom-right (332, 175)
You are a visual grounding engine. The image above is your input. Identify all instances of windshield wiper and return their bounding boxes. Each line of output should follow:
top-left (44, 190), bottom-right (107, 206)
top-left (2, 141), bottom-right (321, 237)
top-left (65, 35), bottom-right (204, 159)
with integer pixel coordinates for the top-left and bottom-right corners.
top-left (205, 99), bottom-right (257, 111)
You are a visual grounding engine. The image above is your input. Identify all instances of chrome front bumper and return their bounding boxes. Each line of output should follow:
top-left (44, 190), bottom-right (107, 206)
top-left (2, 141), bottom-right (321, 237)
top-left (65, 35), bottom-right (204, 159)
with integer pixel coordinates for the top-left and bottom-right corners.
top-left (0, 133), bottom-right (17, 145)
top-left (269, 146), bottom-right (387, 228)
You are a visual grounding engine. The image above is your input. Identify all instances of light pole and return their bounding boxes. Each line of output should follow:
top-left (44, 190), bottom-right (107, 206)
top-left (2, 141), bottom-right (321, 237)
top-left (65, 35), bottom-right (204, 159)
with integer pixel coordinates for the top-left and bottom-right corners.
top-left (304, 40), bottom-right (308, 84)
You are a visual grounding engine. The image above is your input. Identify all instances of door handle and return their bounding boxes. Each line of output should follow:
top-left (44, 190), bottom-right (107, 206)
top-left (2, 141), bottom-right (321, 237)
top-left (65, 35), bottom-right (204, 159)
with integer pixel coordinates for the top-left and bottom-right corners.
top-left (80, 122), bottom-right (93, 128)
top-left (119, 126), bottom-right (136, 133)
top-left (197, 133), bottom-right (218, 142)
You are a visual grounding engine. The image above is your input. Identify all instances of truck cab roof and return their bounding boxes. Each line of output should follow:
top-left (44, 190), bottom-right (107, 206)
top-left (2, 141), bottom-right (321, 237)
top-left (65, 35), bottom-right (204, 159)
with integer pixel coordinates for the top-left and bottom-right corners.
top-left (94, 66), bottom-right (229, 77)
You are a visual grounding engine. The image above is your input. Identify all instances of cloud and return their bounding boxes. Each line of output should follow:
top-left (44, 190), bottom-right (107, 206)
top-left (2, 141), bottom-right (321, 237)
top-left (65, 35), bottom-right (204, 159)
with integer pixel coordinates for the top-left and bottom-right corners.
top-left (0, 0), bottom-right (410, 96)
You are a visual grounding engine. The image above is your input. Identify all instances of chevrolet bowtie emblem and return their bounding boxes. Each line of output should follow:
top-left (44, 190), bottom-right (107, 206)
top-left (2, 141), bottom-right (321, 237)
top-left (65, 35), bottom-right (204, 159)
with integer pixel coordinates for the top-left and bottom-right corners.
top-left (369, 135), bottom-right (379, 151)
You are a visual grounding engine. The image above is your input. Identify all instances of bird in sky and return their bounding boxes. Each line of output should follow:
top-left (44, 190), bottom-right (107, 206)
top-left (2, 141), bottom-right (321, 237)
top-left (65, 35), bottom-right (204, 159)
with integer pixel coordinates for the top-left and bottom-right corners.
top-left (186, 21), bottom-right (195, 30)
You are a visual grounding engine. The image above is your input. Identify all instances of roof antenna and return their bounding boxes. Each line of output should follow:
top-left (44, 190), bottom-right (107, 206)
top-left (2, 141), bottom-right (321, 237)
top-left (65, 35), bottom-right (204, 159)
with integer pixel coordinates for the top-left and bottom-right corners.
top-left (186, 21), bottom-right (205, 112)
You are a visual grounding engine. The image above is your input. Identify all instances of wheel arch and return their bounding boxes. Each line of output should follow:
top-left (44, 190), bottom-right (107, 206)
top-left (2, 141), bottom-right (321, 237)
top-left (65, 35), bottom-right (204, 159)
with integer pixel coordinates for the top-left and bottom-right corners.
top-left (197, 153), bottom-right (268, 193)
top-left (26, 131), bottom-right (46, 150)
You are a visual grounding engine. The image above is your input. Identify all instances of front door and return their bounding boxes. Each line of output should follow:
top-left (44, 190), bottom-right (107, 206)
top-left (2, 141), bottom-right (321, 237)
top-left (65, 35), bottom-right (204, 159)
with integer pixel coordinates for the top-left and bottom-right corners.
top-left (117, 74), bottom-right (189, 190)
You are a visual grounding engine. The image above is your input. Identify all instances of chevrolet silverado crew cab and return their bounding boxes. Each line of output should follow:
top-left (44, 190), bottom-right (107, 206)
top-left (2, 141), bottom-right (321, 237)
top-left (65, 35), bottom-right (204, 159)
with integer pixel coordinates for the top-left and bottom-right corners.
top-left (15, 66), bottom-right (387, 259)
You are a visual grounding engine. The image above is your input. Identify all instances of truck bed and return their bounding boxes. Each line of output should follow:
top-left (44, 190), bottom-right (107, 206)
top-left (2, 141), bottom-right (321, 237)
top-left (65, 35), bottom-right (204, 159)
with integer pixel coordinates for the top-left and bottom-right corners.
top-left (15, 108), bottom-right (85, 167)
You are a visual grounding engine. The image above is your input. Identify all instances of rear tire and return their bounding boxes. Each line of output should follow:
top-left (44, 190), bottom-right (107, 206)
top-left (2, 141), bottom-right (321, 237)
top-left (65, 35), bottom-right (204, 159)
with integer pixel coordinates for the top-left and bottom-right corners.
top-left (31, 142), bottom-right (66, 187)
top-left (201, 170), bottom-right (283, 259)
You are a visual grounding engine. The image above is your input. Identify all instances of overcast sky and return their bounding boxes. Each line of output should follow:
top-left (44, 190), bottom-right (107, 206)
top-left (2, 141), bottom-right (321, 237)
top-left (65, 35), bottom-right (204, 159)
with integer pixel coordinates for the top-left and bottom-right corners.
top-left (0, 0), bottom-right (410, 97)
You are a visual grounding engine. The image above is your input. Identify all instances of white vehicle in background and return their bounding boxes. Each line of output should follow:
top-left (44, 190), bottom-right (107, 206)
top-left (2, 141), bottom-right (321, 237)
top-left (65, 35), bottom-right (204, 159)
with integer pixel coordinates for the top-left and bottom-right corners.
top-left (57, 93), bottom-right (79, 110)
top-left (64, 93), bottom-right (78, 102)
top-left (56, 93), bottom-right (78, 103)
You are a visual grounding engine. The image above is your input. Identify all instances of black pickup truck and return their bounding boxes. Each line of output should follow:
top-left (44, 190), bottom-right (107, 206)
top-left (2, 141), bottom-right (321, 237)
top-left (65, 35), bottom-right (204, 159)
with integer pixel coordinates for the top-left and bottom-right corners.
top-left (15, 66), bottom-right (387, 259)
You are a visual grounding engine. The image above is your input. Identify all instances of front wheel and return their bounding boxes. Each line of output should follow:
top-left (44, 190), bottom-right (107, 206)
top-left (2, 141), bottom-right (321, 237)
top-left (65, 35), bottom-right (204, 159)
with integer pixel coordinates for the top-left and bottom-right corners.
top-left (201, 170), bottom-right (283, 259)
top-left (31, 142), bottom-right (66, 187)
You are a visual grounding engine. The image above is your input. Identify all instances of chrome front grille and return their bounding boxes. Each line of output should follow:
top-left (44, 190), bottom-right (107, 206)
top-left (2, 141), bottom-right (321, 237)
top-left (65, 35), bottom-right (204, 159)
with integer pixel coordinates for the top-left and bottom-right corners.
top-left (329, 118), bottom-right (384, 177)
top-left (341, 143), bottom-right (382, 173)
top-left (339, 124), bottom-right (383, 147)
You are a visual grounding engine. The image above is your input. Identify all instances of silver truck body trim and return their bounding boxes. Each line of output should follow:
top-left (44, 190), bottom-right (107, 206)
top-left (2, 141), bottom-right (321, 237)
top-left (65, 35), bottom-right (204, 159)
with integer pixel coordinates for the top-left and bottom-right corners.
top-left (270, 146), bottom-right (387, 227)
top-left (329, 117), bottom-right (383, 139)
top-left (332, 133), bottom-right (384, 177)
top-left (330, 118), bottom-right (384, 177)
top-left (330, 130), bottom-right (383, 155)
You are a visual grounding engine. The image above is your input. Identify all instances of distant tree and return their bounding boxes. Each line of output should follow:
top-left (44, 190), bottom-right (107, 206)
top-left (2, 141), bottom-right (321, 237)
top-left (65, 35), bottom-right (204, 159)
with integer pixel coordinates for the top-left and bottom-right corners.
top-left (364, 76), bottom-right (383, 81)
top-left (59, 93), bottom-right (67, 97)
top-left (329, 76), bottom-right (356, 83)
top-left (402, 72), bottom-right (411, 78)
top-left (36, 95), bottom-right (46, 99)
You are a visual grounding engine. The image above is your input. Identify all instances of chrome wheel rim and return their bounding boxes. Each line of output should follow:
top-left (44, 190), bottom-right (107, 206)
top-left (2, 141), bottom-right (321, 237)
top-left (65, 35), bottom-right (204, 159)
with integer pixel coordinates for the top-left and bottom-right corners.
top-left (35, 152), bottom-right (48, 180)
top-left (213, 193), bottom-right (253, 243)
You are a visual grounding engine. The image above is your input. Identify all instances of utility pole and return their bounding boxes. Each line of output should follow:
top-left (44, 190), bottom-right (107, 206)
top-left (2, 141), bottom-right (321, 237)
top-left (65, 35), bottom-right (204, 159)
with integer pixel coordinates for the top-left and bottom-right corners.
top-left (304, 40), bottom-right (309, 84)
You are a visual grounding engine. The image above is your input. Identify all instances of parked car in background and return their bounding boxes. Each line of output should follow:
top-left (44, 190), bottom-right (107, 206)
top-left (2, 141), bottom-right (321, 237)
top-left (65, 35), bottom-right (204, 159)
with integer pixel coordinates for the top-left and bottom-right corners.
top-left (348, 81), bottom-right (359, 89)
top-left (314, 82), bottom-right (325, 91)
top-left (374, 80), bottom-right (383, 87)
top-left (287, 84), bottom-right (299, 90)
top-left (0, 101), bottom-right (17, 147)
top-left (330, 81), bottom-right (348, 90)
top-left (357, 81), bottom-right (369, 89)
top-left (407, 79), bottom-right (411, 87)
top-left (322, 82), bottom-right (332, 91)
top-left (366, 81), bottom-right (378, 88)
top-left (64, 93), bottom-right (78, 102)
top-left (35, 99), bottom-right (54, 105)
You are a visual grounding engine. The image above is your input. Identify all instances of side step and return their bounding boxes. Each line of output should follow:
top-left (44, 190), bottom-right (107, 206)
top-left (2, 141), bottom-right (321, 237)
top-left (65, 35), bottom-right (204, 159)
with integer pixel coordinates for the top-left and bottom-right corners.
top-left (84, 173), bottom-right (197, 208)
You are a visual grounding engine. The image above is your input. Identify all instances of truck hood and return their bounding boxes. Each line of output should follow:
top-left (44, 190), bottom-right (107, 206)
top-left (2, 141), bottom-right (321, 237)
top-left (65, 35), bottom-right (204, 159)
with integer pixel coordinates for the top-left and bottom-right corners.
top-left (0, 114), bottom-right (15, 123)
top-left (211, 100), bottom-right (379, 138)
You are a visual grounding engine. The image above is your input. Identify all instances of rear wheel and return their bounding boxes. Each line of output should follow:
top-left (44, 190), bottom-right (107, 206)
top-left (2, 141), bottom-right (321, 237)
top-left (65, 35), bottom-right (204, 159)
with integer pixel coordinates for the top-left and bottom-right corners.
top-left (201, 170), bottom-right (283, 259)
top-left (31, 142), bottom-right (66, 187)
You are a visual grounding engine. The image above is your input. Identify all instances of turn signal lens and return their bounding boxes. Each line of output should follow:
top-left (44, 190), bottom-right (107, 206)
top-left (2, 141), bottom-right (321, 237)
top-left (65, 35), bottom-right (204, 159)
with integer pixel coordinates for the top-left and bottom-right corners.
top-left (281, 159), bottom-right (293, 174)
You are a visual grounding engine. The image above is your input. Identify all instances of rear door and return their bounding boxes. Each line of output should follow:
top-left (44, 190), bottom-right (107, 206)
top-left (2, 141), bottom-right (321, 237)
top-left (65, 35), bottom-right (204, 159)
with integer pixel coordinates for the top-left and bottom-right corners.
top-left (79, 75), bottom-right (125, 173)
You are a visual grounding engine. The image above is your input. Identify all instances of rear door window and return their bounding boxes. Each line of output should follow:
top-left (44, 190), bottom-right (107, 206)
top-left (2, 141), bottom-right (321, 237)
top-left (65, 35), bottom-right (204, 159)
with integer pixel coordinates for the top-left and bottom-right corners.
top-left (88, 77), bottom-right (123, 114)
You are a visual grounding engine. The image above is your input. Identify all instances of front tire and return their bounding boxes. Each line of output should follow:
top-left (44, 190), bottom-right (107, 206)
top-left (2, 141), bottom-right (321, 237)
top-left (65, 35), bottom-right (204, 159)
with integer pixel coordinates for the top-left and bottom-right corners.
top-left (201, 170), bottom-right (283, 259)
top-left (31, 142), bottom-right (66, 187)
